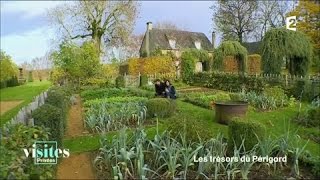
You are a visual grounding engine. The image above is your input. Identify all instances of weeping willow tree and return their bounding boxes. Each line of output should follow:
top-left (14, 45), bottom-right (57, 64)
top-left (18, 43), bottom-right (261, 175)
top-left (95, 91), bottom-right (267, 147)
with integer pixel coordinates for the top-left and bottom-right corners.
top-left (261, 28), bottom-right (312, 76)
top-left (213, 41), bottom-right (248, 73)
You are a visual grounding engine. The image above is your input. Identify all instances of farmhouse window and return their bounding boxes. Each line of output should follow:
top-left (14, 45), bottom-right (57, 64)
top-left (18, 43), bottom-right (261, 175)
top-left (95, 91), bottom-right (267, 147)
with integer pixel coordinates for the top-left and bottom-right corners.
top-left (169, 39), bottom-right (176, 49)
top-left (195, 41), bottom-right (201, 49)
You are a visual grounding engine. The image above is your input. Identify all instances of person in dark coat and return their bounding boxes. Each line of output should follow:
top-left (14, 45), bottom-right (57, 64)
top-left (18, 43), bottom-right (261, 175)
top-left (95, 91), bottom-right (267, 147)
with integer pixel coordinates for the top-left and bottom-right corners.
top-left (164, 80), bottom-right (177, 99)
top-left (154, 79), bottom-right (165, 97)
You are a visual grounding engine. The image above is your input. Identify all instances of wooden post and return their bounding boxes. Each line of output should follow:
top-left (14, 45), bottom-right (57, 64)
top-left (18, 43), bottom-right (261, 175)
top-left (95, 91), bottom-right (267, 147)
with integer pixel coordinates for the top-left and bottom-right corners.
top-left (138, 72), bottom-right (141, 87)
top-left (285, 74), bottom-right (288, 86)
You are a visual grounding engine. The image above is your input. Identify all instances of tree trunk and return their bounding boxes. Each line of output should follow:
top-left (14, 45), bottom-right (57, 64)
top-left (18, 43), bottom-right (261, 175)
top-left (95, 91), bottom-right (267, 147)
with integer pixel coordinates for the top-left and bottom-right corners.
top-left (238, 33), bottom-right (243, 43)
top-left (93, 35), bottom-right (101, 54)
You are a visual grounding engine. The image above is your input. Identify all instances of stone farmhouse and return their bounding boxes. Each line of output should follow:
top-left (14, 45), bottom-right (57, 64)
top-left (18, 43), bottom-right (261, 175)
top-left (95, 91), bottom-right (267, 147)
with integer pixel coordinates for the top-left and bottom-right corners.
top-left (139, 22), bottom-right (215, 72)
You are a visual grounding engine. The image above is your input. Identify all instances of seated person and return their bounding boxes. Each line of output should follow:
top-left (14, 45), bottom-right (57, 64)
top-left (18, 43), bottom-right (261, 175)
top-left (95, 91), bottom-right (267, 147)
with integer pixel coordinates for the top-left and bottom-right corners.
top-left (164, 80), bottom-right (177, 99)
top-left (154, 79), bottom-right (165, 97)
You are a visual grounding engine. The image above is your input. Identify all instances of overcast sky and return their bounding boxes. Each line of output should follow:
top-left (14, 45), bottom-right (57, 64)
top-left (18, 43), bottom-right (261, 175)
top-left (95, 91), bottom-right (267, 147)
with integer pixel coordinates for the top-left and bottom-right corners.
top-left (1, 1), bottom-right (216, 64)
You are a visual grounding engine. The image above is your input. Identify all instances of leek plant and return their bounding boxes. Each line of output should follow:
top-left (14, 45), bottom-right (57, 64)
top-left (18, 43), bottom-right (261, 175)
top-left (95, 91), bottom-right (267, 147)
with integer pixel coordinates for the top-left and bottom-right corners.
top-left (179, 133), bottom-right (203, 179)
top-left (291, 135), bottom-right (309, 177)
top-left (85, 102), bottom-right (147, 133)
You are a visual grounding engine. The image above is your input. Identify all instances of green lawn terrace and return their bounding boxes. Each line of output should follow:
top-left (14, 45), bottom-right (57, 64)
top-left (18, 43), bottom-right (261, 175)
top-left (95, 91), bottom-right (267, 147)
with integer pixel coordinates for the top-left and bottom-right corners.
top-left (0, 81), bottom-right (51, 126)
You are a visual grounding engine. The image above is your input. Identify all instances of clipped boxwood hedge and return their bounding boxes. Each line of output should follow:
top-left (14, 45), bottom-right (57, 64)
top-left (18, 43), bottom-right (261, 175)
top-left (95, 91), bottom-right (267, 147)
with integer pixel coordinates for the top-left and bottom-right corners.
top-left (46, 87), bottom-right (68, 112)
top-left (80, 88), bottom-right (128, 101)
top-left (190, 72), bottom-right (265, 93)
top-left (128, 88), bottom-right (154, 98)
top-left (228, 119), bottom-right (266, 152)
top-left (146, 98), bottom-right (176, 118)
top-left (32, 104), bottom-right (64, 145)
top-left (168, 117), bottom-right (215, 143)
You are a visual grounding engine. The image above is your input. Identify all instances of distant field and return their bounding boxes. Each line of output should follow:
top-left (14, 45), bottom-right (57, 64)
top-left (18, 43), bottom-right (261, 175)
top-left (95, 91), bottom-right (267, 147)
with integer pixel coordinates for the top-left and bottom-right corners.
top-left (0, 81), bottom-right (51, 126)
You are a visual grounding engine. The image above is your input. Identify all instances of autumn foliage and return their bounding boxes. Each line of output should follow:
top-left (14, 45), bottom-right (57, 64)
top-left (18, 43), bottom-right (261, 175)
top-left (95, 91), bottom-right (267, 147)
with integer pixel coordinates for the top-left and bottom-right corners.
top-left (222, 54), bottom-right (261, 74)
top-left (127, 56), bottom-right (175, 75)
top-left (247, 54), bottom-right (261, 74)
top-left (223, 56), bottom-right (238, 73)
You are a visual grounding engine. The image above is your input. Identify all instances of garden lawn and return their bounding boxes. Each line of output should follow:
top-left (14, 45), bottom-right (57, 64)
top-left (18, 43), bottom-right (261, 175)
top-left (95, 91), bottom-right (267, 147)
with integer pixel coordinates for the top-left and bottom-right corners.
top-left (0, 81), bottom-right (51, 126)
top-left (172, 101), bottom-right (319, 157)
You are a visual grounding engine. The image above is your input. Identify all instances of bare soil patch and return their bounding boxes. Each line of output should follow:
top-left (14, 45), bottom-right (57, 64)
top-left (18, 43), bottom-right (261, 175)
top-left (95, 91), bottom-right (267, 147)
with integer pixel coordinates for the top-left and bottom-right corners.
top-left (57, 95), bottom-right (95, 179)
top-left (0, 100), bottom-right (24, 115)
top-left (65, 95), bottom-right (89, 138)
top-left (57, 152), bottom-right (95, 179)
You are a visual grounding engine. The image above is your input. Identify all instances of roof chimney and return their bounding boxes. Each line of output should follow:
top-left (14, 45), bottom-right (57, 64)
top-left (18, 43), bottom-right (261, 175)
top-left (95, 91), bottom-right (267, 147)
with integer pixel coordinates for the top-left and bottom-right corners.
top-left (212, 31), bottom-right (215, 49)
top-left (147, 22), bottom-right (153, 31)
top-left (145, 22), bottom-right (152, 57)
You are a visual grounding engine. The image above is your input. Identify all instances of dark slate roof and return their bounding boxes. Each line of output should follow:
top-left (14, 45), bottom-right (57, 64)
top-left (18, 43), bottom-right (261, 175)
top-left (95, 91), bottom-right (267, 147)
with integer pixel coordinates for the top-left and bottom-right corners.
top-left (141, 28), bottom-right (213, 53)
top-left (241, 41), bottom-right (261, 55)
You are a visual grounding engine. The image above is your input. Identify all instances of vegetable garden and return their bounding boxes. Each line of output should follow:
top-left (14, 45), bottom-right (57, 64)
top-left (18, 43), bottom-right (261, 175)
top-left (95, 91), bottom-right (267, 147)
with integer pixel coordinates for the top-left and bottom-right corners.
top-left (80, 80), bottom-right (319, 179)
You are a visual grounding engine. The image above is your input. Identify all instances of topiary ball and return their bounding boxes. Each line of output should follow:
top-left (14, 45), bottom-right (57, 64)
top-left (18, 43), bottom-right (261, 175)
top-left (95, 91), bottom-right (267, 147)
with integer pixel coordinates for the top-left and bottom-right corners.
top-left (146, 98), bottom-right (176, 118)
top-left (228, 119), bottom-right (266, 153)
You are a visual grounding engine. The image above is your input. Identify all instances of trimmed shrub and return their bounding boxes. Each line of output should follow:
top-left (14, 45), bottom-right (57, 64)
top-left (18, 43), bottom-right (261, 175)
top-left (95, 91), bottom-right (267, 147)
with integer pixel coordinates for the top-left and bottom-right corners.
top-left (6, 76), bottom-right (19, 87)
top-left (140, 74), bottom-right (148, 87)
top-left (81, 88), bottom-right (128, 101)
top-left (184, 92), bottom-right (231, 109)
top-left (28, 71), bottom-right (33, 82)
top-left (168, 117), bottom-right (215, 143)
top-left (190, 72), bottom-right (265, 93)
top-left (46, 87), bottom-right (69, 115)
top-left (115, 75), bottom-right (125, 88)
top-left (228, 120), bottom-right (266, 152)
top-left (84, 96), bottom-right (148, 108)
top-left (128, 88), bottom-right (154, 98)
top-left (146, 98), bottom-right (176, 118)
top-left (32, 104), bottom-right (64, 145)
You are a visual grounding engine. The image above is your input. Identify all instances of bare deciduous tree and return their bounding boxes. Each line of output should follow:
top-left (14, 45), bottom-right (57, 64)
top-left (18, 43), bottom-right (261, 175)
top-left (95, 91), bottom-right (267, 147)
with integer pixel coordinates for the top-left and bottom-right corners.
top-left (254, 0), bottom-right (296, 41)
top-left (211, 0), bottom-right (258, 43)
top-left (154, 20), bottom-right (188, 30)
top-left (48, 0), bottom-right (140, 55)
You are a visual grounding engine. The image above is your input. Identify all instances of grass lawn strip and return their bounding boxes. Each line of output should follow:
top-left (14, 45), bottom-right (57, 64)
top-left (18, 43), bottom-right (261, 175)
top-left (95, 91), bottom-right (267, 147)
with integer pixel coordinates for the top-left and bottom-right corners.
top-left (0, 81), bottom-right (51, 126)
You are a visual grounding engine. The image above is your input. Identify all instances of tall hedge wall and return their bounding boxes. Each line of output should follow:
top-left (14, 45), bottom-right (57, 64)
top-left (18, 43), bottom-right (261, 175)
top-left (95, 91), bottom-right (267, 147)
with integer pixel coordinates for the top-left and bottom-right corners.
top-left (126, 56), bottom-right (175, 75)
top-left (223, 56), bottom-right (238, 73)
top-left (247, 54), bottom-right (261, 74)
top-left (223, 54), bottom-right (261, 74)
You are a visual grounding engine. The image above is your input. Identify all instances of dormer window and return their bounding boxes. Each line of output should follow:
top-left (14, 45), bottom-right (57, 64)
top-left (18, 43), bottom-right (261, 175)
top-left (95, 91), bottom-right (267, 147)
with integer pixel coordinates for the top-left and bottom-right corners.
top-left (195, 41), bottom-right (201, 49)
top-left (169, 39), bottom-right (176, 49)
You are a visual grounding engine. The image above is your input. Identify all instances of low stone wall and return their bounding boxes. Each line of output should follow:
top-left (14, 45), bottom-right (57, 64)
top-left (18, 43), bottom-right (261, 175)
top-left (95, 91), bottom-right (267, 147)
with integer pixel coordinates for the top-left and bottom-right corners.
top-left (8, 90), bottom-right (48, 126)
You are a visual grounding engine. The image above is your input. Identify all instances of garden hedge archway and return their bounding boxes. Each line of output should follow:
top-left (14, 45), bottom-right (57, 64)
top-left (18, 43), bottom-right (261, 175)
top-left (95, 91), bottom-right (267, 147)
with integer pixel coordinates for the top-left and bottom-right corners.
top-left (261, 28), bottom-right (312, 76)
top-left (213, 41), bottom-right (248, 73)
